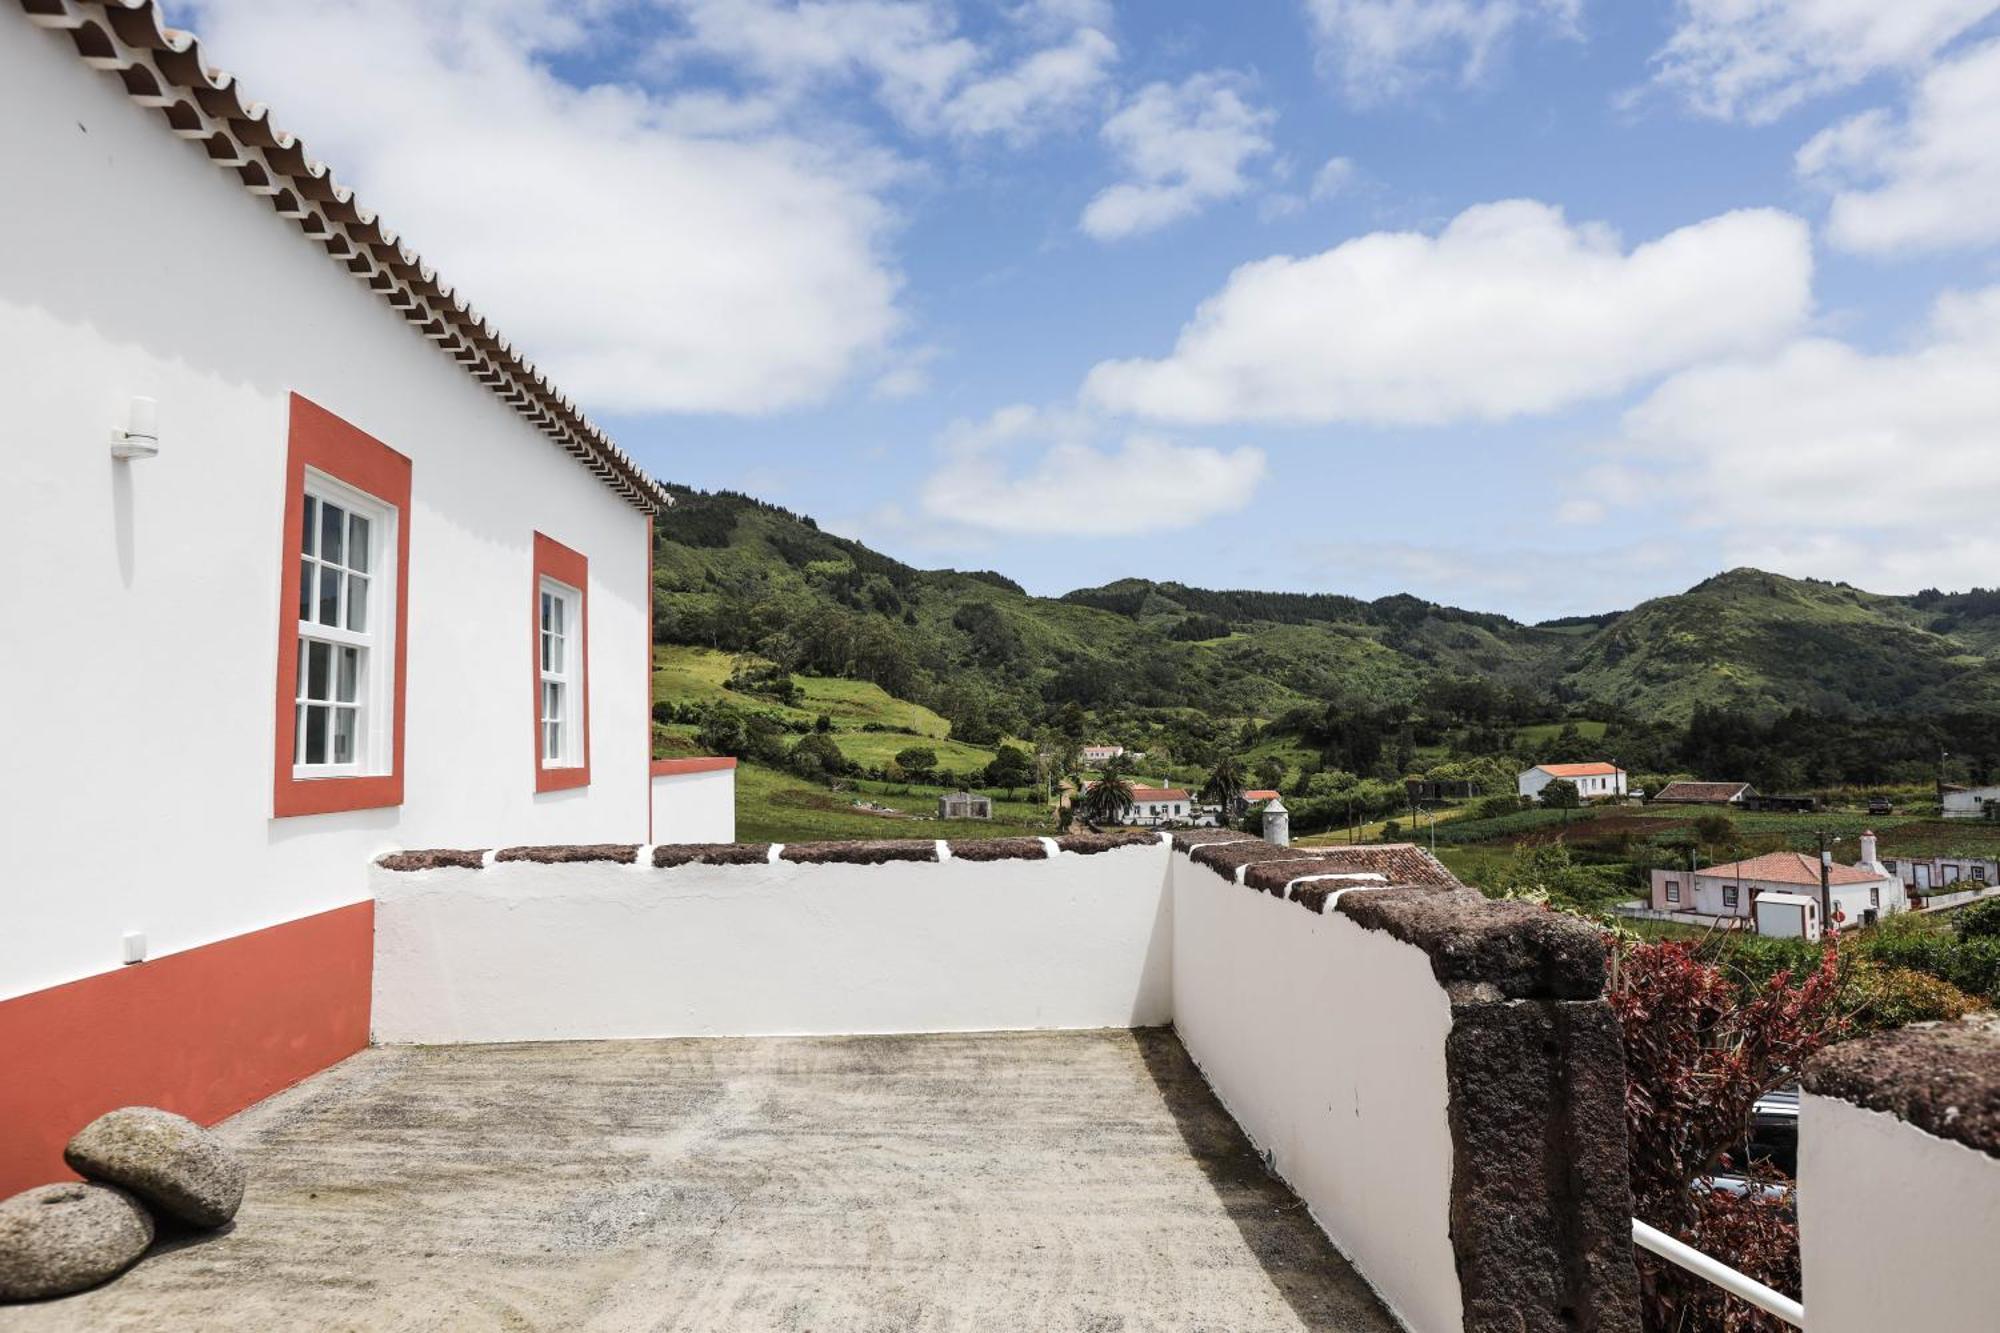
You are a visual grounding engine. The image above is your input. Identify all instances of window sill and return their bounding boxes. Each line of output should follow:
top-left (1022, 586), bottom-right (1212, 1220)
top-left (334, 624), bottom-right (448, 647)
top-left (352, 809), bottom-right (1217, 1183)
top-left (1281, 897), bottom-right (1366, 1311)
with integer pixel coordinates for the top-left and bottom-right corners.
top-left (536, 766), bottom-right (590, 794)
top-left (274, 772), bottom-right (404, 818)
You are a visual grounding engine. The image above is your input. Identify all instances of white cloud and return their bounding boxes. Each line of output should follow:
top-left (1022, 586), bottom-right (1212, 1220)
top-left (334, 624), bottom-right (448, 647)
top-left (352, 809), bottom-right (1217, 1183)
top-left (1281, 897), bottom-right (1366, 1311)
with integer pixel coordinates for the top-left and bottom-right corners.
top-left (1583, 285), bottom-right (2000, 589)
top-left (1083, 200), bottom-right (1813, 426)
top-left (918, 406), bottom-right (1265, 535)
top-left (182, 0), bottom-right (902, 415)
top-left (1310, 155), bottom-right (1358, 200)
top-left (1080, 74), bottom-right (1276, 240)
top-left (1651, 0), bottom-right (2000, 123)
top-left (658, 0), bottom-right (1116, 142)
top-left (870, 344), bottom-right (941, 399)
top-left (939, 24), bottom-right (1116, 139)
top-left (1302, 0), bottom-right (1582, 102)
top-left (1798, 37), bottom-right (2000, 254)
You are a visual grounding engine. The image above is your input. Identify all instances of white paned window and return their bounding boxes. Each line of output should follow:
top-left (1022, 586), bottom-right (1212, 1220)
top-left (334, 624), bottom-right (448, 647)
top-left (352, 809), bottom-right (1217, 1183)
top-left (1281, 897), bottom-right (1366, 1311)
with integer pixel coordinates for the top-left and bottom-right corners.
top-left (539, 577), bottom-right (582, 767)
top-left (294, 472), bottom-right (394, 778)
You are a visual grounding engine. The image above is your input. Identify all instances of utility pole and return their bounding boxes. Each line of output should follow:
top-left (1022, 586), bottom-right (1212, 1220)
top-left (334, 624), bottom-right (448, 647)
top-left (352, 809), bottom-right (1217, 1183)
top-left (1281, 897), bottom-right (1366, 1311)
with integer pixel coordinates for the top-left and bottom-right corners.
top-left (1817, 828), bottom-right (1833, 936)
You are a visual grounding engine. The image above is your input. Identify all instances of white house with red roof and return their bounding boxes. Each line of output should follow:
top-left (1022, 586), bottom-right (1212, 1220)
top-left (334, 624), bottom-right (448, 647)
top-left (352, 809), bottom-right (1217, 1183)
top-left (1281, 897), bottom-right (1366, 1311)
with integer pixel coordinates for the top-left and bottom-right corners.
top-left (1649, 834), bottom-right (1908, 931)
top-left (1124, 786), bottom-right (1193, 825)
top-left (1518, 761), bottom-right (1627, 802)
top-left (0, 1), bottom-right (730, 1195)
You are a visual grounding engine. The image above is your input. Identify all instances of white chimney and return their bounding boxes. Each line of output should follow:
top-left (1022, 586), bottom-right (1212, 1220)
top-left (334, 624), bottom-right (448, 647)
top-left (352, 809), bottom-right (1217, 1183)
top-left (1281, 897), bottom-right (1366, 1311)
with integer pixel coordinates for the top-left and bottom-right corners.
top-left (1860, 830), bottom-right (1886, 875)
top-left (1262, 797), bottom-right (1290, 848)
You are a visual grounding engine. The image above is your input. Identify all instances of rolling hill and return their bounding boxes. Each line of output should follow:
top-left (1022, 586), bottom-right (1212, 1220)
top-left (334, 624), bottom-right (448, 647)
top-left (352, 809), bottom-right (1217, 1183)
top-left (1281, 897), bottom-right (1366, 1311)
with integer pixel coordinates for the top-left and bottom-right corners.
top-left (650, 487), bottom-right (2000, 743)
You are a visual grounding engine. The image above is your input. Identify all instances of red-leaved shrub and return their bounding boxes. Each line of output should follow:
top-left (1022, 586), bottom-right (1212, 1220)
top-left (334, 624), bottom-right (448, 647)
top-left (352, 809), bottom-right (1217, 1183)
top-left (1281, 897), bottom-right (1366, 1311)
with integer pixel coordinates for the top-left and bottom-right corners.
top-left (1611, 938), bottom-right (1845, 1331)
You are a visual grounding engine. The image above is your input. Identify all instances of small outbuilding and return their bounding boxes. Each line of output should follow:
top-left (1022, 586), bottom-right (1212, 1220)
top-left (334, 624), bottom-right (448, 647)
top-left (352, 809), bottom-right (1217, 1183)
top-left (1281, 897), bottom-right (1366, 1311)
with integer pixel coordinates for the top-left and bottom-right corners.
top-left (937, 792), bottom-right (993, 820)
top-left (1943, 785), bottom-right (2000, 820)
top-left (1754, 892), bottom-right (1823, 942)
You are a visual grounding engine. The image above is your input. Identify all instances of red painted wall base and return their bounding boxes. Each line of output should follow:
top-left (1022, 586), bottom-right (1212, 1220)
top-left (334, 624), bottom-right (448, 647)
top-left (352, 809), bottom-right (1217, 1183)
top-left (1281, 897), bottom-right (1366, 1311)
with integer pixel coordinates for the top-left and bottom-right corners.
top-left (0, 902), bottom-right (373, 1198)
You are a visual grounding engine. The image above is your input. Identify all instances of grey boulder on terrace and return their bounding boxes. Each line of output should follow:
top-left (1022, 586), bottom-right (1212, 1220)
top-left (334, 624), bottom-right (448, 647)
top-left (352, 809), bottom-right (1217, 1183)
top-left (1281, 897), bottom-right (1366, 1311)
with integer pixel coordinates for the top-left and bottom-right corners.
top-left (0, 1182), bottom-right (154, 1302)
top-left (64, 1107), bottom-right (246, 1229)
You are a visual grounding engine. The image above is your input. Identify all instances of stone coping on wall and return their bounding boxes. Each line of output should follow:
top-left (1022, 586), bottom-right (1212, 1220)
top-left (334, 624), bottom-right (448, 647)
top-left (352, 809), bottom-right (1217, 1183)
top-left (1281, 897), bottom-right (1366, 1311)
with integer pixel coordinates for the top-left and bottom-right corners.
top-left (1804, 1012), bottom-right (2000, 1158)
top-left (1168, 830), bottom-right (1608, 1002)
top-left (378, 832), bottom-right (1603, 1002)
top-left (378, 831), bottom-right (1165, 874)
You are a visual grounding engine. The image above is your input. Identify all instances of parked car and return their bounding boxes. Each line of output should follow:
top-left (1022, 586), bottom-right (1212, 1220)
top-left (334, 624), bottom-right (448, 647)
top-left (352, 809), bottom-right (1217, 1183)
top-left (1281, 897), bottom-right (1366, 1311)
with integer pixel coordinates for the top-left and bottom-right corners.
top-left (1698, 1088), bottom-right (1799, 1209)
top-left (1867, 797), bottom-right (1894, 816)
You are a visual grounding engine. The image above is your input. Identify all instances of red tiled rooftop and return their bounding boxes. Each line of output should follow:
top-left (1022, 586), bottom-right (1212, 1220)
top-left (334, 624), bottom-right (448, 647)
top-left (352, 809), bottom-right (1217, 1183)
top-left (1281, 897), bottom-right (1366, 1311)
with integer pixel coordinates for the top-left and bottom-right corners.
top-left (1698, 852), bottom-right (1885, 887)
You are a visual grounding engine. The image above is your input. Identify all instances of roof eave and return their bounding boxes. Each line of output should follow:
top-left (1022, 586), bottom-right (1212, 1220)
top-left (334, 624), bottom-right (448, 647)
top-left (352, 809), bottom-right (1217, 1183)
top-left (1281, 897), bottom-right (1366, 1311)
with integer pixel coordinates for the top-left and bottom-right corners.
top-left (26, 0), bottom-right (670, 515)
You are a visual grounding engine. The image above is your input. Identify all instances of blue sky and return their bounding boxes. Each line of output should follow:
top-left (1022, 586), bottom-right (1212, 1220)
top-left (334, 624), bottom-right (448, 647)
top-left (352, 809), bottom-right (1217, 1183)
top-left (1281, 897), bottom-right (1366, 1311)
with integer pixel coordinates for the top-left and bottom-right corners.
top-left (178, 1), bottom-right (2000, 620)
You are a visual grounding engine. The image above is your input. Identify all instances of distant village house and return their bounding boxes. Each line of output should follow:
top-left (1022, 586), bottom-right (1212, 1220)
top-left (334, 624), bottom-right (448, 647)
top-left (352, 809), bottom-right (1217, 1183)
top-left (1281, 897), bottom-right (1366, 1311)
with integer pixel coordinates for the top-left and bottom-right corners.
top-left (1652, 781), bottom-right (1753, 806)
top-left (1123, 786), bottom-right (1192, 826)
top-left (1080, 744), bottom-right (1142, 767)
top-left (1942, 784), bottom-right (2000, 820)
top-left (1233, 788), bottom-right (1282, 818)
top-left (1879, 853), bottom-right (1997, 896)
top-left (1405, 779), bottom-right (1478, 803)
top-left (1517, 762), bottom-right (1627, 803)
top-left (1649, 834), bottom-right (1908, 935)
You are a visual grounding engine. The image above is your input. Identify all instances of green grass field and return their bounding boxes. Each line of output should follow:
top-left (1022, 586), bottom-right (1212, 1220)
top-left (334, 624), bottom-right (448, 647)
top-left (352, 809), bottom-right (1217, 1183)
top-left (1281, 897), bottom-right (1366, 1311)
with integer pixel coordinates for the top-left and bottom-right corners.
top-left (1513, 719), bottom-right (1610, 745)
top-left (730, 761), bottom-right (1054, 844)
top-left (654, 645), bottom-right (1013, 776)
top-left (1296, 803), bottom-right (1475, 847)
top-left (654, 646), bottom-right (954, 735)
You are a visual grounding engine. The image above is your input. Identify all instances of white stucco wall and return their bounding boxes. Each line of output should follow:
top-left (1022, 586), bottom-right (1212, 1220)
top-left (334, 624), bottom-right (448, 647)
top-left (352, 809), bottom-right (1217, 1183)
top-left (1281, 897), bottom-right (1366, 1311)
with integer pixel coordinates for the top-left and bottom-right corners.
top-left (0, 14), bottom-right (651, 1000)
top-left (1650, 871), bottom-right (1905, 924)
top-left (1168, 853), bottom-right (1463, 1333)
top-left (1800, 1092), bottom-right (2000, 1333)
top-left (371, 843), bottom-right (1175, 1042)
top-left (651, 767), bottom-right (736, 844)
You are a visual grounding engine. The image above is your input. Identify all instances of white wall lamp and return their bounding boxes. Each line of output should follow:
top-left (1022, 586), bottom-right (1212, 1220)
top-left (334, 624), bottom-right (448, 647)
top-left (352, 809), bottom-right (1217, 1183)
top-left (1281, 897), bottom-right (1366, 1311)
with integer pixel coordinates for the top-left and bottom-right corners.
top-left (110, 395), bottom-right (160, 460)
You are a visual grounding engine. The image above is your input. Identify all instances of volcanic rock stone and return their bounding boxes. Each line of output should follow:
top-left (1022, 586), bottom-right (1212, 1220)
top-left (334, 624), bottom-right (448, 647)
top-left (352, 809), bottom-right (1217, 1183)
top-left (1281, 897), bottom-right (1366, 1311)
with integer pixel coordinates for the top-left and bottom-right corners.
top-left (0, 1182), bottom-right (153, 1301)
top-left (64, 1108), bottom-right (246, 1228)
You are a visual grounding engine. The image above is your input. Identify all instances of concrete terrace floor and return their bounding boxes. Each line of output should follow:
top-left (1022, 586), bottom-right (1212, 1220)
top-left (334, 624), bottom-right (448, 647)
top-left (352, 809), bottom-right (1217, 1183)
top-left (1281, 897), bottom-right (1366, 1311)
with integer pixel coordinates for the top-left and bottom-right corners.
top-left (6, 1030), bottom-right (1401, 1332)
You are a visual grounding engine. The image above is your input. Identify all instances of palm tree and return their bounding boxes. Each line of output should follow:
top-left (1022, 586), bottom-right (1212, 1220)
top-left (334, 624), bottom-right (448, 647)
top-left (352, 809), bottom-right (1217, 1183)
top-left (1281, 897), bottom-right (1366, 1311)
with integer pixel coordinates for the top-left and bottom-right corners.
top-left (1202, 754), bottom-right (1248, 811)
top-left (1078, 772), bottom-right (1134, 828)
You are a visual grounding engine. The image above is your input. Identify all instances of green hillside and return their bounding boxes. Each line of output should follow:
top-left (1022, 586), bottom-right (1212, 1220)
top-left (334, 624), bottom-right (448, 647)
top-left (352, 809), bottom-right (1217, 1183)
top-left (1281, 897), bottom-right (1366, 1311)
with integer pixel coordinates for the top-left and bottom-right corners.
top-left (652, 487), bottom-right (1579, 742)
top-left (1565, 569), bottom-right (2000, 722)
top-left (650, 489), bottom-right (2000, 827)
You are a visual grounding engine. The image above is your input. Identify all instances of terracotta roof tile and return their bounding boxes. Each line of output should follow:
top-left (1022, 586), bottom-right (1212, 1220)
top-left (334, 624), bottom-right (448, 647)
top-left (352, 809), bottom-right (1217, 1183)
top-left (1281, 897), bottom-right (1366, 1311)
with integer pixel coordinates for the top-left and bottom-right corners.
top-left (1537, 762), bottom-right (1622, 778)
top-left (1653, 781), bottom-right (1752, 803)
top-left (1697, 852), bottom-right (1884, 887)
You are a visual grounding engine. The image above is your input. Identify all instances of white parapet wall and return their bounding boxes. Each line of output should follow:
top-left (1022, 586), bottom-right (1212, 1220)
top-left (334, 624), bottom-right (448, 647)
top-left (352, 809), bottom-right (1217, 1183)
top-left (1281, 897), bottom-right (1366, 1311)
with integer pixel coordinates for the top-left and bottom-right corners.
top-left (1165, 830), bottom-right (1638, 1333)
top-left (1170, 846), bottom-right (1462, 1333)
top-left (370, 829), bottom-right (1639, 1333)
top-left (1800, 1016), bottom-right (2000, 1333)
top-left (372, 837), bottom-right (1172, 1043)
top-left (649, 758), bottom-right (737, 844)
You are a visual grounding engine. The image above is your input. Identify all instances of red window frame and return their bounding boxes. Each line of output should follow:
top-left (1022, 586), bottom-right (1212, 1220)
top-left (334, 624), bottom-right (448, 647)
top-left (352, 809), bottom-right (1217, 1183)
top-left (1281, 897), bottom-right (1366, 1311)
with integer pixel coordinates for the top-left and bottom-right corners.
top-left (272, 394), bottom-right (412, 818)
top-left (533, 532), bottom-right (591, 792)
